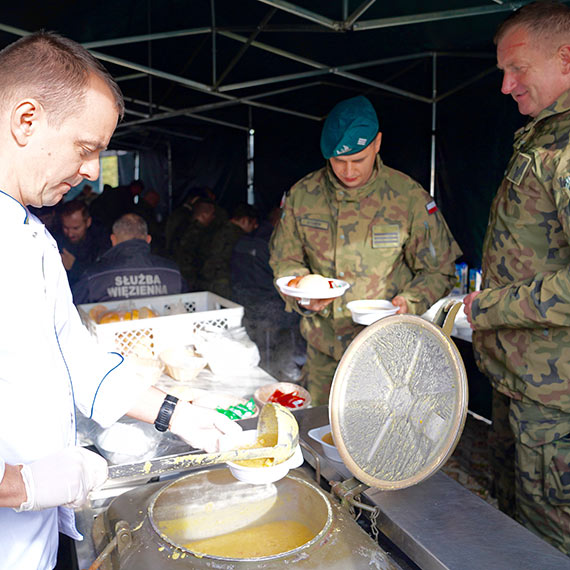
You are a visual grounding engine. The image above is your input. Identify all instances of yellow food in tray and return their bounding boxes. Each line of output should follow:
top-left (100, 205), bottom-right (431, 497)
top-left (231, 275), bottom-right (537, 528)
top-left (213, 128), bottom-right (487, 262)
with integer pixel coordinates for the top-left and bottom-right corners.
top-left (89, 304), bottom-right (157, 324)
top-left (182, 520), bottom-right (314, 557)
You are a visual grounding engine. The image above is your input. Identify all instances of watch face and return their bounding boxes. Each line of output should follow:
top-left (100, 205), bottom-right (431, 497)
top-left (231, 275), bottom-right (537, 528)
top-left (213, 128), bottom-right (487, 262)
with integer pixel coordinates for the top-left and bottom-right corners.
top-left (155, 397), bottom-right (178, 432)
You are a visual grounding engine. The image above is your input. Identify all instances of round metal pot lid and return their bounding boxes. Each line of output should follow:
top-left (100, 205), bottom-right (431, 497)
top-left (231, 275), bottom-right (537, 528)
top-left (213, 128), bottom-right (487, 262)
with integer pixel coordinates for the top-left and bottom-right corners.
top-left (329, 313), bottom-right (468, 490)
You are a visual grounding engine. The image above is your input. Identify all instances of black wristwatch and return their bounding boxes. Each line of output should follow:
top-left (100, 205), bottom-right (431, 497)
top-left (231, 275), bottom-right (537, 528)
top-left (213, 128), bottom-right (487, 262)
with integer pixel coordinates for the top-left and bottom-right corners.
top-left (154, 394), bottom-right (179, 432)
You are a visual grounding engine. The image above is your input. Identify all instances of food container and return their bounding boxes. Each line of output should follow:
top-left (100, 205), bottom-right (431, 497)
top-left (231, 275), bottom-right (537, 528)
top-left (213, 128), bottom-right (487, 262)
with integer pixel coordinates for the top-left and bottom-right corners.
top-left (223, 430), bottom-right (304, 484)
top-left (346, 299), bottom-right (398, 325)
top-left (77, 292), bottom-right (243, 358)
top-left (96, 421), bottom-right (160, 465)
top-left (94, 469), bottom-right (397, 569)
top-left (307, 425), bottom-right (342, 462)
top-left (126, 354), bottom-right (165, 384)
top-left (194, 326), bottom-right (260, 375)
top-left (88, 303), bottom-right (468, 570)
top-left (253, 382), bottom-right (311, 410)
top-left (159, 346), bottom-right (207, 381)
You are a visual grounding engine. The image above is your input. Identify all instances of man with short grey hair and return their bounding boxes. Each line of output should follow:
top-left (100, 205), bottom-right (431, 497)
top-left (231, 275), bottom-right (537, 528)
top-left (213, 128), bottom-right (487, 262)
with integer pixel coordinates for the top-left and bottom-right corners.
top-left (464, 0), bottom-right (570, 554)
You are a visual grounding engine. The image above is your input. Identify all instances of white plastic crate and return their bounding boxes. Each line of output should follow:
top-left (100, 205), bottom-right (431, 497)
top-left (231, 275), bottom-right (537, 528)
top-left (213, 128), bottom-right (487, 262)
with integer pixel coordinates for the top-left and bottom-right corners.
top-left (77, 291), bottom-right (244, 358)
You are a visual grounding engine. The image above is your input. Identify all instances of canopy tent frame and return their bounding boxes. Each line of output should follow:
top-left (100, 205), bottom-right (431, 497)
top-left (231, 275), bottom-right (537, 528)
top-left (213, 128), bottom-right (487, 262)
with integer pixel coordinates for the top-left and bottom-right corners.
top-left (0, 1), bottom-right (537, 203)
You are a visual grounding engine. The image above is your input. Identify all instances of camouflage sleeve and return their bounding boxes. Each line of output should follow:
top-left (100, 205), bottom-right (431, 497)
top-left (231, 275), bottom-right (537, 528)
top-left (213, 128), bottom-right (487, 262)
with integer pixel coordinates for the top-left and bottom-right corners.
top-left (472, 269), bottom-right (570, 329)
top-left (399, 196), bottom-right (462, 314)
top-left (201, 229), bottom-right (227, 283)
top-left (473, 161), bottom-right (570, 330)
top-left (175, 227), bottom-right (200, 285)
top-left (269, 192), bottom-right (312, 316)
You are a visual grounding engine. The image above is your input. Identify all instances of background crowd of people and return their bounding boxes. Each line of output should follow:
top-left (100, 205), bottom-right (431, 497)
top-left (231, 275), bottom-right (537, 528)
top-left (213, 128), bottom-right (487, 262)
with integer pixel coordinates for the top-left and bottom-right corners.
top-left (30, 180), bottom-right (306, 382)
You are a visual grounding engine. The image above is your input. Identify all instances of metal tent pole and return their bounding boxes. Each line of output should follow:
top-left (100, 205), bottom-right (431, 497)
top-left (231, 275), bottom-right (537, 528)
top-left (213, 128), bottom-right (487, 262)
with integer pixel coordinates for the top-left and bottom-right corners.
top-left (430, 53), bottom-right (437, 198)
top-left (167, 140), bottom-right (173, 214)
top-left (247, 107), bottom-right (255, 205)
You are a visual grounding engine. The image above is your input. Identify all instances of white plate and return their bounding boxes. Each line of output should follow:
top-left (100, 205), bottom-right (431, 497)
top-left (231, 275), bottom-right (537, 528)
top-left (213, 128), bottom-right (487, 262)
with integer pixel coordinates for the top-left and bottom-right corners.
top-left (276, 275), bottom-right (350, 300)
top-left (308, 425), bottom-right (342, 462)
top-left (347, 299), bottom-right (399, 326)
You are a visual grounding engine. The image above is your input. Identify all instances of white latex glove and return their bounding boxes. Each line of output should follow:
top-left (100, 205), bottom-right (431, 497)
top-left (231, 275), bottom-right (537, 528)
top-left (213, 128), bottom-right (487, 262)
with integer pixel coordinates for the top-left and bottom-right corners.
top-left (169, 400), bottom-right (243, 452)
top-left (17, 447), bottom-right (108, 512)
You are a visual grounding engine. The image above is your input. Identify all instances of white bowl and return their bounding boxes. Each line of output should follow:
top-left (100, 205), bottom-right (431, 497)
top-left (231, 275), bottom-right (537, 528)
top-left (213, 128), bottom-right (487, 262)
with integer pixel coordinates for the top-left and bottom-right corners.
top-left (96, 421), bottom-right (159, 465)
top-left (224, 430), bottom-right (304, 484)
top-left (253, 382), bottom-right (311, 411)
top-left (346, 299), bottom-right (399, 326)
top-left (159, 346), bottom-right (207, 381)
top-left (308, 425), bottom-right (342, 462)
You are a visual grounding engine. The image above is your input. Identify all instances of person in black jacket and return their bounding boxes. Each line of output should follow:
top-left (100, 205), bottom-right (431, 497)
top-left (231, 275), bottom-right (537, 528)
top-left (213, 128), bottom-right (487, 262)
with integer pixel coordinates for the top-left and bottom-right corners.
top-left (72, 213), bottom-right (186, 305)
top-left (57, 199), bottom-right (111, 287)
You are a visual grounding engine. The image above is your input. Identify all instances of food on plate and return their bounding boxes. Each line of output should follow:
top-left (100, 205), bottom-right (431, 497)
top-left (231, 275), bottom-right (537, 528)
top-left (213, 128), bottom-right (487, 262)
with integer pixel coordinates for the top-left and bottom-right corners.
top-left (267, 388), bottom-right (306, 409)
top-left (287, 273), bottom-right (336, 292)
top-left (286, 275), bottom-right (303, 287)
top-left (321, 432), bottom-right (335, 446)
top-left (180, 520), bottom-right (314, 557)
top-left (93, 305), bottom-right (158, 324)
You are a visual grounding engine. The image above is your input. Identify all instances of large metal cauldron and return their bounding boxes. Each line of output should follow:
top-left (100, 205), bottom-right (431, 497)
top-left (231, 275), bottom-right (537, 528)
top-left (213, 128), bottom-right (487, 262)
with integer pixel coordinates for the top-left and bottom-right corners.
top-left (94, 468), bottom-right (399, 569)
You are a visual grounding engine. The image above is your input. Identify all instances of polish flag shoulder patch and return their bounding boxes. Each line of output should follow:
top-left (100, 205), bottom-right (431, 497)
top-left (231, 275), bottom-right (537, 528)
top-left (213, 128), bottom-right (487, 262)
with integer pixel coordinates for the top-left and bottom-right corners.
top-left (426, 200), bottom-right (438, 215)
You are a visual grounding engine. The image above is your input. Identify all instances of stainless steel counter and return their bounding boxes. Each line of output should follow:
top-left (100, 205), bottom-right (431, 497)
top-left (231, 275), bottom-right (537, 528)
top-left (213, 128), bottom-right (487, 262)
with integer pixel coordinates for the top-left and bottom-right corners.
top-left (75, 406), bottom-right (570, 570)
top-left (297, 407), bottom-right (570, 570)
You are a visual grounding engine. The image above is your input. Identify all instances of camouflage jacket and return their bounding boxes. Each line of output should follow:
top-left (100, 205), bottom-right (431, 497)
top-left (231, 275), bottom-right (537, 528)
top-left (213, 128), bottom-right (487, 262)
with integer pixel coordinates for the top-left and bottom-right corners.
top-left (175, 219), bottom-right (211, 290)
top-left (200, 221), bottom-right (245, 298)
top-left (269, 156), bottom-right (461, 360)
top-left (472, 91), bottom-right (570, 412)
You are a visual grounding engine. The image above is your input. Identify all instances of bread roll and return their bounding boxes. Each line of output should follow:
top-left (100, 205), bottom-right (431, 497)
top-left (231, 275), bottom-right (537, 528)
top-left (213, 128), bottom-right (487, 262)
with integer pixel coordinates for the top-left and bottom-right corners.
top-left (297, 274), bottom-right (334, 292)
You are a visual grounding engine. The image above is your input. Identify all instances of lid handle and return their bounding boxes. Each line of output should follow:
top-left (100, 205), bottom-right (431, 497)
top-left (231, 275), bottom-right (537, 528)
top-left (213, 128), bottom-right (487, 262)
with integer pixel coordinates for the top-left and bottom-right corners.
top-left (433, 301), bottom-right (462, 337)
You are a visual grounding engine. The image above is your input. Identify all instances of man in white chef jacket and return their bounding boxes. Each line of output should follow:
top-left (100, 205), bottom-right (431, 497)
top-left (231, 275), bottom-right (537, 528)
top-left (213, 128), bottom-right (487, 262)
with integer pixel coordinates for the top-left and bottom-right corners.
top-left (0, 32), bottom-right (241, 570)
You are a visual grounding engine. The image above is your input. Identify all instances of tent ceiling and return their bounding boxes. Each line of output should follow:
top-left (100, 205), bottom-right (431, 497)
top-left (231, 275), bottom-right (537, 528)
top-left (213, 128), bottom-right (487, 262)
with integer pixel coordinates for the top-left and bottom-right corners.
top-left (0, 0), bottom-right (544, 148)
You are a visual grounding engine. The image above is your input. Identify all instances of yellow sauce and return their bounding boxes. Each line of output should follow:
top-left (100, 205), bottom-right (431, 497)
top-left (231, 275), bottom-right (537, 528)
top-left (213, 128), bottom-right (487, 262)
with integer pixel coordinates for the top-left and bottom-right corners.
top-left (234, 434), bottom-right (277, 468)
top-left (183, 520), bottom-right (314, 557)
top-left (322, 432), bottom-right (335, 446)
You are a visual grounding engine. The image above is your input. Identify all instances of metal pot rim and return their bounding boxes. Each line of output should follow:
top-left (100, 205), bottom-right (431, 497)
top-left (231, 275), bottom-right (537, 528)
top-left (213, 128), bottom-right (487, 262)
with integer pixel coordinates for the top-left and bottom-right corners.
top-left (148, 471), bottom-right (334, 561)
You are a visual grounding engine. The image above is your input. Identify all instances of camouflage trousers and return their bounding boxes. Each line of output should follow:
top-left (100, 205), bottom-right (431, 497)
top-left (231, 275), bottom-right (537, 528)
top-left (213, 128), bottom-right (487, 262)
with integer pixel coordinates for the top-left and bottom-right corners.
top-left (488, 390), bottom-right (516, 517)
top-left (300, 344), bottom-right (339, 407)
top-left (493, 390), bottom-right (570, 555)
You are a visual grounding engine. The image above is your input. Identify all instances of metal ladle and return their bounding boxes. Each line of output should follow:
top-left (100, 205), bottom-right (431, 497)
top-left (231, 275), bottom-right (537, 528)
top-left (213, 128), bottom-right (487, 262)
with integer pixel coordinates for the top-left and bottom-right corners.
top-left (106, 403), bottom-right (299, 483)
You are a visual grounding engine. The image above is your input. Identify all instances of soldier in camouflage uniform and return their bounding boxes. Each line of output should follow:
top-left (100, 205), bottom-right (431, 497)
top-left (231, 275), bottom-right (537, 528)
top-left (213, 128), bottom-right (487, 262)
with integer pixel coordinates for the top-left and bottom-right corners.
top-left (200, 202), bottom-right (258, 298)
top-left (270, 96), bottom-right (461, 406)
top-left (463, 1), bottom-right (570, 554)
top-left (175, 199), bottom-right (215, 290)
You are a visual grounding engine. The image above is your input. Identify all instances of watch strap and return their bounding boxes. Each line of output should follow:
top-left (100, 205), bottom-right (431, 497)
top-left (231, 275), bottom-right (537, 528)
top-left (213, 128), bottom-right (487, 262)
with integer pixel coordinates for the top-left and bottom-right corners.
top-left (154, 394), bottom-right (179, 432)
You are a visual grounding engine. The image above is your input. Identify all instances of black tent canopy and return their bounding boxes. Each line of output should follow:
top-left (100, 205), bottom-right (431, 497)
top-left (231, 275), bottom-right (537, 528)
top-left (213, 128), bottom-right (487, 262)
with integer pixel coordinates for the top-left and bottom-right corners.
top-left (0, 1), bottom-right (547, 264)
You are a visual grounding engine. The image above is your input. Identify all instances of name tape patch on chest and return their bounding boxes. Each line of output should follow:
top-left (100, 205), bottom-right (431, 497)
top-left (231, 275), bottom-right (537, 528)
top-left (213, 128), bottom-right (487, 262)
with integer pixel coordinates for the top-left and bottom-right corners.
top-left (299, 217), bottom-right (329, 230)
top-left (506, 152), bottom-right (532, 186)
